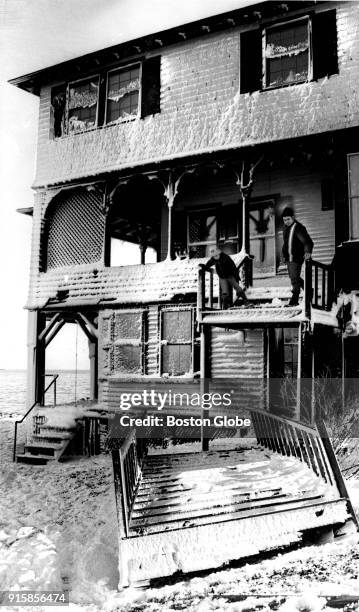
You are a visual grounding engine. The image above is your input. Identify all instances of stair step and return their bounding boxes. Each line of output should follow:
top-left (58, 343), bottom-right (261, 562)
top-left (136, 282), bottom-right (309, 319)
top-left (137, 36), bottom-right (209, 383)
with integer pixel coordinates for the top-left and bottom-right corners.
top-left (32, 432), bottom-right (73, 442)
top-left (25, 443), bottom-right (63, 457)
top-left (37, 426), bottom-right (76, 434)
top-left (16, 453), bottom-right (50, 465)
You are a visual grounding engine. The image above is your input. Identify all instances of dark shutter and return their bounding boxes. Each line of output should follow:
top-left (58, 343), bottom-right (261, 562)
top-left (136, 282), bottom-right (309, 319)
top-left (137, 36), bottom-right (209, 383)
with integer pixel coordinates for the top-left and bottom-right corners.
top-left (141, 56), bottom-right (161, 117)
top-left (240, 29), bottom-right (262, 94)
top-left (50, 84), bottom-right (66, 138)
top-left (312, 10), bottom-right (338, 79)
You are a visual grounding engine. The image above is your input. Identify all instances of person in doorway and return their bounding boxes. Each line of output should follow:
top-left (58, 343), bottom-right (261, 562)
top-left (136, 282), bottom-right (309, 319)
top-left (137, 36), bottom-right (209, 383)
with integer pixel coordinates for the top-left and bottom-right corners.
top-left (282, 207), bottom-right (313, 306)
top-left (203, 245), bottom-right (248, 309)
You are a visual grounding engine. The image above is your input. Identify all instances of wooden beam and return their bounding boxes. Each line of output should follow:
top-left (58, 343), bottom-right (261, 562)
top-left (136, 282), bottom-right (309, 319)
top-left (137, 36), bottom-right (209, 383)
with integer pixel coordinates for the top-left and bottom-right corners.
top-left (38, 313), bottom-right (62, 342)
top-left (77, 313), bottom-right (98, 340)
top-left (45, 320), bottom-right (65, 348)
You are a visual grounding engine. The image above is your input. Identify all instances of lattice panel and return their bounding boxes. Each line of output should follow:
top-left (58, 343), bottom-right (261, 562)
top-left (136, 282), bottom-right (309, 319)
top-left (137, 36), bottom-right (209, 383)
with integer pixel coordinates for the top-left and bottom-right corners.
top-left (46, 190), bottom-right (105, 269)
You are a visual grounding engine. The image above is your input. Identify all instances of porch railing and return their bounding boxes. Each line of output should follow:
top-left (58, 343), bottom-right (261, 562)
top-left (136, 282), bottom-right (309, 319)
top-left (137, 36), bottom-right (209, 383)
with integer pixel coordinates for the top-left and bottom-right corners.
top-left (113, 428), bottom-right (148, 537)
top-left (197, 255), bottom-right (253, 317)
top-left (250, 407), bottom-right (358, 525)
top-left (304, 259), bottom-right (335, 316)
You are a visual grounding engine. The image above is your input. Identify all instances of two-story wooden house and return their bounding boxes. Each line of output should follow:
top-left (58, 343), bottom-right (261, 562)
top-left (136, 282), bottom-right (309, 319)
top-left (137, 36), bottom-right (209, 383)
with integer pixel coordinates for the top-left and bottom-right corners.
top-left (10, 0), bottom-right (359, 586)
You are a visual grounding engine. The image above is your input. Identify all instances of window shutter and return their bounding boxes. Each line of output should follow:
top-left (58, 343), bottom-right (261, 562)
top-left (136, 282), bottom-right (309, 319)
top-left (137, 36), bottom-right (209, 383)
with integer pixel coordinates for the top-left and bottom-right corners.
top-left (312, 10), bottom-right (338, 79)
top-left (141, 56), bottom-right (161, 117)
top-left (240, 29), bottom-right (262, 94)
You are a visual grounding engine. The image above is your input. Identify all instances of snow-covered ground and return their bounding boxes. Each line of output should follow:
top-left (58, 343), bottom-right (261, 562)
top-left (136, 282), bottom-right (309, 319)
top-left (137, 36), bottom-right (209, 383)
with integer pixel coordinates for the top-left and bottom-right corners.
top-left (1, 420), bottom-right (359, 612)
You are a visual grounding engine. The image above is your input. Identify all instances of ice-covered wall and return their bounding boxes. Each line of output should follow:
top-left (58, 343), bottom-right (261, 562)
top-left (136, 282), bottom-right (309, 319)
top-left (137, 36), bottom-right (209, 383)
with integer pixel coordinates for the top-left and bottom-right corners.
top-left (33, 2), bottom-right (359, 187)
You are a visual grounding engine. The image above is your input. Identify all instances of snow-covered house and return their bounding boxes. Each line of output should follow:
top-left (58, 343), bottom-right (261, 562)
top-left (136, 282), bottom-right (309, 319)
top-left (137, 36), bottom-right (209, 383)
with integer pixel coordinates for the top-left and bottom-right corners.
top-left (10, 0), bottom-right (359, 585)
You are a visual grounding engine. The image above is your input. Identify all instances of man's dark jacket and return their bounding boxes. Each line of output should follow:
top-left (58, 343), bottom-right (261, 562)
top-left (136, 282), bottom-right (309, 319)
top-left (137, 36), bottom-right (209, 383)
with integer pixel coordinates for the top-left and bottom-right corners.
top-left (282, 221), bottom-right (313, 264)
top-left (204, 252), bottom-right (239, 279)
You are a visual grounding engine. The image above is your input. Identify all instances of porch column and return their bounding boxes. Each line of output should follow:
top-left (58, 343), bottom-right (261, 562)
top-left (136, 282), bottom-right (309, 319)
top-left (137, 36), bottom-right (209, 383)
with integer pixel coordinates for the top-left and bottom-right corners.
top-left (165, 174), bottom-right (176, 261)
top-left (88, 339), bottom-right (98, 400)
top-left (26, 310), bottom-right (46, 408)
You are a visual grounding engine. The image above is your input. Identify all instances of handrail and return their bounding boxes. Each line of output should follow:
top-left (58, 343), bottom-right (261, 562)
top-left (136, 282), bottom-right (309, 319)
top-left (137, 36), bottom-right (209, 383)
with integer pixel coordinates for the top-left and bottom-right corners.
top-left (13, 373), bottom-right (59, 462)
top-left (197, 255), bottom-right (252, 316)
top-left (43, 373), bottom-right (59, 406)
top-left (118, 428), bottom-right (148, 536)
top-left (250, 407), bottom-right (358, 526)
top-left (304, 259), bottom-right (335, 315)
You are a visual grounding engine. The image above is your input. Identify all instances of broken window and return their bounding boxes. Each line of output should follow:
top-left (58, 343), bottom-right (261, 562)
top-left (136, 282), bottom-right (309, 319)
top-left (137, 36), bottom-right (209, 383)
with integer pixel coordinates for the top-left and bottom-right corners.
top-left (106, 64), bottom-right (140, 123)
top-left (113, 311), bottom-right (144, 375)
top-left (67, 77), bottom-right (99, 133)
top-left (348, 154), bottom-right (359, 240)
top-left (265, 18), bottom-right (310, 88)
top-left (240, 10), bottom-right (338, 94)
top-left (161, 309), bottom-right (193, 376)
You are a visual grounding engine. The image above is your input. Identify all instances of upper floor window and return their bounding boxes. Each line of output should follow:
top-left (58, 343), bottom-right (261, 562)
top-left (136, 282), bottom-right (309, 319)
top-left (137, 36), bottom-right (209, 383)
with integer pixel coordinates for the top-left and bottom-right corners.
top-left (106, 64), bottom-right (140, 123)
top-left (264, 18), bottom-right (311, 88)
top-left (240, 9), bottom-right (338, 94)
top-left (68, 77), bottom-right (99, 134)
top-left (50, 56), bottom-right (160, 138)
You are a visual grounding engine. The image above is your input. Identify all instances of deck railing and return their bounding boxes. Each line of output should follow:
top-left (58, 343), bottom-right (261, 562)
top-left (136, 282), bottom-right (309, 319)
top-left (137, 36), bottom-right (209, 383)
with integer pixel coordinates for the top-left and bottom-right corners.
top-left (114, 428), bottom-right (148, 537)
top-left (197, 255), bottom-right (253, 317)
top-left (250, 407), bottom-right (358, 525)
top-left (304, 259), bottom-right (335, 315)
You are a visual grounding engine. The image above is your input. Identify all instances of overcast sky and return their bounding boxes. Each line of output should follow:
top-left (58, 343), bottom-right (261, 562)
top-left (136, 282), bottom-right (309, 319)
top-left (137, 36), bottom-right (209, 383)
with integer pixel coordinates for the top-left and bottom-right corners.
top-left (0, 0), bottom-right (254, 370)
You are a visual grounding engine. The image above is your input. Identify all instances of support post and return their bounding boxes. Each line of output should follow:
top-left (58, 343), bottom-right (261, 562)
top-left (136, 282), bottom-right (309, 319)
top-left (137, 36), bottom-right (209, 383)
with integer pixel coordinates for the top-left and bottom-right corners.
top-left (200, 325), bottom-right (210, 451)
top-left (341, 334), bottom-right (345, 410)
top-left (296, 323), bottom-right (302, 421)
top-left (311, 333), bottom-right (315, 424)
top-left (165, 174), bottom-right (177, 261)
top-left (88, 339), bottom-right (98, 400)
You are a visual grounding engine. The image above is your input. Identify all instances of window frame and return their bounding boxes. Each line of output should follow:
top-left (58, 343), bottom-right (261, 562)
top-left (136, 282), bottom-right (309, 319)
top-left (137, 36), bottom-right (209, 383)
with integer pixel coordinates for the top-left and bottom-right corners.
top-left (262, 15), bottom-right (313, 91)
top-left (112, 309), bottom-right (146, 376)
top-left (187, 206), bottom-right (220, 257)
top-left (66, 74), bottom-right (100, 135)
top-left (159, 307), bottom-right (195, 377)
top-left (347, 153), bottom-right (359, 242)
top-left (105, 61), bottom-right (143, 125)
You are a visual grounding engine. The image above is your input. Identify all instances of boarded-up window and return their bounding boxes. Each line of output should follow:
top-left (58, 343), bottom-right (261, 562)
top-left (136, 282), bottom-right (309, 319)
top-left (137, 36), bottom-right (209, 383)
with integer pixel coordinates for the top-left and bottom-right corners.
top-left (113, 312), bottom-right (144, 375)
top-left (161, 309), bottom-right (192, 376)
top-left (44, 188), bottom-right (105, 270)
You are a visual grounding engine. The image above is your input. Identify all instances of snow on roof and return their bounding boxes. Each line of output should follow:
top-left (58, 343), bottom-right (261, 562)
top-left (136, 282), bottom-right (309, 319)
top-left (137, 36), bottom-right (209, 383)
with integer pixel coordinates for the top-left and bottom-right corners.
top-left (28, 254), bottom-right (245, 309)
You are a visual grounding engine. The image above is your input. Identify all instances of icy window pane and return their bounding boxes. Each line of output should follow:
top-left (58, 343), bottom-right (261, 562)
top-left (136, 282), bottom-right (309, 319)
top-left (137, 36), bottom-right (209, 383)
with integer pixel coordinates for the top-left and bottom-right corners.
top-left (114, 313), bottom-right (142, 340)
top-left (162, 345), bottom-right (191, 375)
top-left (114, 345), bottom-right (142, 374)
top-left (162, 311), bottom-right (192, 342)
top-left (106, 66), bottom-right (140, 123)
top-left (68, 78), bottom-right (98, 133)
top-left (266, 20), bottom-right (309, 87)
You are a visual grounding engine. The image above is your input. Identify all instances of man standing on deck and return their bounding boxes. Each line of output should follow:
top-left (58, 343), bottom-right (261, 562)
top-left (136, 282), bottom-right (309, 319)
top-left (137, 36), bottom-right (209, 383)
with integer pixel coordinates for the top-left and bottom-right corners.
top-left (202, 245), bottom-right (248, 309)
top-left (282, 207), bottom-right (313, 307)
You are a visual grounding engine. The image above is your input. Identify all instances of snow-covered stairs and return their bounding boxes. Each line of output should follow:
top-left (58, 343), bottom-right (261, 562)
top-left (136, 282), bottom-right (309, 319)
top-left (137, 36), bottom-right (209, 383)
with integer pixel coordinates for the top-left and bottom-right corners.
top-left (16, 404), bottom-right (85, 465)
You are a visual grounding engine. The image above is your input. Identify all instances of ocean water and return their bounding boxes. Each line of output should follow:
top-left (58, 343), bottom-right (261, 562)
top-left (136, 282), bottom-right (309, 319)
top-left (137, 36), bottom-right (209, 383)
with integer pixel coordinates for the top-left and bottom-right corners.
top-left (0, 369), bottom-right (90, 418)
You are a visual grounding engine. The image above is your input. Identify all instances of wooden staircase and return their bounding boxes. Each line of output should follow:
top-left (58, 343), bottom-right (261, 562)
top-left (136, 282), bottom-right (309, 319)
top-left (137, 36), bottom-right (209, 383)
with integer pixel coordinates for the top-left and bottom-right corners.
top-left (16, 427), bottom-right (78, 465)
